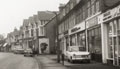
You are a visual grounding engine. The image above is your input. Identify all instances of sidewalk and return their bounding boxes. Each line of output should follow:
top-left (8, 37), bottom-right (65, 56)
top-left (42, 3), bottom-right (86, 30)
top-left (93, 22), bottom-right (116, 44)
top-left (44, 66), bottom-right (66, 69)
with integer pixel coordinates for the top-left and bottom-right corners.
top-left (35, 54), bottom-right (120, 69)
top-left (35, 54), bottom-right (69, 69)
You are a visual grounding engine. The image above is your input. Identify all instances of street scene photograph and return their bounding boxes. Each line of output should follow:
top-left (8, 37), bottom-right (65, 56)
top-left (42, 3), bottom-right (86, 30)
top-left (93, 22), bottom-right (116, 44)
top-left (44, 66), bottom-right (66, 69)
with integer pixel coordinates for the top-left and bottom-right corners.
top-left (0, 0), bottom-right (120, 69)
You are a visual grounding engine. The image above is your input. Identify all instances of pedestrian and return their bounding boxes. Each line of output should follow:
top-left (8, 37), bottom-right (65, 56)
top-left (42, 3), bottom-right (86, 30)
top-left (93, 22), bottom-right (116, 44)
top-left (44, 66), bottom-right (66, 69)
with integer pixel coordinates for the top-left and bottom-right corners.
top-left (61, 53), bottom-right (64, 65)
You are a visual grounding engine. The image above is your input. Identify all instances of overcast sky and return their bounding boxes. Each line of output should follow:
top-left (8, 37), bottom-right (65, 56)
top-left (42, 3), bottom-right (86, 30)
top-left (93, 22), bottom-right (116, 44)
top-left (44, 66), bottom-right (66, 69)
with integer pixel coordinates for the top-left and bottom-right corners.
top-left (0, 0), bottom-right (69, 37)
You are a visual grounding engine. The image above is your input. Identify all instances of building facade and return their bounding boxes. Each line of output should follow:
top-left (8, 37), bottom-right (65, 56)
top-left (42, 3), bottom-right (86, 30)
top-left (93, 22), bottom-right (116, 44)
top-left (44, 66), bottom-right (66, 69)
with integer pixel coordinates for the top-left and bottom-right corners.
top-left (58, 0), bottom-right (120, 66)
top-left (21, 11), bottom-right (55, 54)
top-left (58, 0), bottom-right (102, 62)
top-left (44, 12), bottom-right (58, 54)
top-left (101, 3), bottom-right (120, 66)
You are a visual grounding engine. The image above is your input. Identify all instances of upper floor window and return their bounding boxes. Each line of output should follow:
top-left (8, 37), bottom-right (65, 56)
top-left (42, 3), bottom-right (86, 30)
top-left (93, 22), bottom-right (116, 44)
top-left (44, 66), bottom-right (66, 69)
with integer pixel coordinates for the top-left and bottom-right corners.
top-left (96, 0), bottom-right (100, 13)
top-left (87, 0), bottom-right (100, 17)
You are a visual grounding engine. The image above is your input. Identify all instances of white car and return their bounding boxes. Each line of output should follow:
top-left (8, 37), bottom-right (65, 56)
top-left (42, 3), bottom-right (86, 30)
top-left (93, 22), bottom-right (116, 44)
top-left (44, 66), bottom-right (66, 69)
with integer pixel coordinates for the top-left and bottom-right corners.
top-left (66, 46), bottom-right (91, 63)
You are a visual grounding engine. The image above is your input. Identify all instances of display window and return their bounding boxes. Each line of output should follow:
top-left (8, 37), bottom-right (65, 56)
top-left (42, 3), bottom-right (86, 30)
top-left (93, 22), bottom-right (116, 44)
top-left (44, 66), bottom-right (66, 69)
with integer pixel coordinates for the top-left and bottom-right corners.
top-left (70, 34), bottom-right (76, 46)
top-left (88, 27), bottom-right (102, 54)
top-left (77, 32), bottom-right (86, 49)
top-left (107, 19), bottom-right (120, 65)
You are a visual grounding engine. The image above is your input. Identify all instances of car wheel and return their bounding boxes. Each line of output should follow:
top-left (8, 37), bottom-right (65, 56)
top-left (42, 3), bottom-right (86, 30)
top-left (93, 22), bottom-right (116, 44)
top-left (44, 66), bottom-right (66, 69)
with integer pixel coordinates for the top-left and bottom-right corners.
top-left (86, 60), bottom-right (90, 63)
top-left (70, 57), bottom-right (74, 63)
top-left (67, 59), bottom-right (70, 62)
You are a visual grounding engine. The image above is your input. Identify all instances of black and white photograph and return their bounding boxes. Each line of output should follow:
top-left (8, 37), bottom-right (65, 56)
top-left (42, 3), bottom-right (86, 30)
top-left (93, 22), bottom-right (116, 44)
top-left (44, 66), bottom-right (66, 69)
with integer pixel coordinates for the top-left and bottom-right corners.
top-left (0, 0), bottom-right (120, 69)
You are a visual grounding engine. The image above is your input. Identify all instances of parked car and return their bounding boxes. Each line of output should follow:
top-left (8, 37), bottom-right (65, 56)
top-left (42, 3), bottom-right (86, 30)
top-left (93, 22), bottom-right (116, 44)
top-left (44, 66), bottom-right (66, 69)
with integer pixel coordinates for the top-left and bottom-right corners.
top-left (24, 48), bottom-right (34, 57)
top-left (13, 48), bottom-right (24, 54)
top-left (66, 46), bottom-right (91, 63)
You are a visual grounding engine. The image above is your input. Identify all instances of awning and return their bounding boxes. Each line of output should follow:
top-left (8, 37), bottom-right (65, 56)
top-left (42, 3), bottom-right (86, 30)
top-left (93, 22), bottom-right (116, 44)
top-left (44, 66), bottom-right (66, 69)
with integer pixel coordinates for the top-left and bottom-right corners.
top-left (3, 43), bottom-right (7, 47)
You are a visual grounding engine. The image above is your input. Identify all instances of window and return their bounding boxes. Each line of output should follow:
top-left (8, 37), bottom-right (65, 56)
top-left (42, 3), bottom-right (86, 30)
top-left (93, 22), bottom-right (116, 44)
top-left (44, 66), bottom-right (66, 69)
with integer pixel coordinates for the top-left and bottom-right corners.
top-left (96, 0), bottom-right (100, 13)
top-left (77, 32), bottom-right (86, 47)
top-left (71, 35), bottom-right (76, 46)
top-left (91, 4), bottom-right (95, 15)
top-left (113, 20), bottom-right (117, 35)
top-left (82, 5), bottom-right (86, 20)
top-left (88, 27), bottom-right (102, 54)
top-left (70, 2), bottom-right (74, 9)
top-left (91, 0), bottom-right (96, 4)
top-left (31, 29), bottom-right (34, 36)
top-left (87, 1), bottom-right (91, 17)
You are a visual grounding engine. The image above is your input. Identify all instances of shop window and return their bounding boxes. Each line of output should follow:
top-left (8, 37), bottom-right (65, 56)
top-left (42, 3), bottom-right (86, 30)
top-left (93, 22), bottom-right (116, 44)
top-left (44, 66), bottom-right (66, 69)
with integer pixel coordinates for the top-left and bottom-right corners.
top-left (108, 22), bottom-right (113, 35)
top-left (113, 20), bottom-right (117, 35)
top-left (88, 27), bottom-right (102, 54)
top-left (118, 19), bottom-right (120, 30)
top-left (118, 19), bottom-right (120, 34)
top-left (108, 37), bottom-right (113, 58)
top-left (71, 35), bottom-right (76, 46)
top-left (118, 37), bottom-right (120, 56)
top-left (77, 32), bottom-right (86, 48)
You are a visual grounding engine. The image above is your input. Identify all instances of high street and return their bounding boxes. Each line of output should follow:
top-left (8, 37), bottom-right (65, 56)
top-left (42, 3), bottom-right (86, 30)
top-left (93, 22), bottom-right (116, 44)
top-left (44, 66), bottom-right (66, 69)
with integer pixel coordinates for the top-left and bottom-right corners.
top-left (0, 53), bottom-right (120, 69)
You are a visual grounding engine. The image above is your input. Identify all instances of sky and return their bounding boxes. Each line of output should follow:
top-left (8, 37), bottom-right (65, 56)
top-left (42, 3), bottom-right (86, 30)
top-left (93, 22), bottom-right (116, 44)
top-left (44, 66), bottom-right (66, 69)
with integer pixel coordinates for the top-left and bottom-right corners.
top-left (0, 0), bottom-right (69, 37)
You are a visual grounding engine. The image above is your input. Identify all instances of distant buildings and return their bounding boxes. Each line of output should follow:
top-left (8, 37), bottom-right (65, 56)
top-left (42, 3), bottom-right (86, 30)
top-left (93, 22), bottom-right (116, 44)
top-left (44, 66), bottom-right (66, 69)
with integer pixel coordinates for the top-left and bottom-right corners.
top-left (6, 11), bottom-right (56, 54)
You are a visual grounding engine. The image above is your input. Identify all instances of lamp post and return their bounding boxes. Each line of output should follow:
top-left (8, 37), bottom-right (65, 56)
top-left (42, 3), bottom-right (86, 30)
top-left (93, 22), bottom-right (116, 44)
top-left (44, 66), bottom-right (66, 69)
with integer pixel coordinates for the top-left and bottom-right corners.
top-left (52, 12), bottom-right (60, 63)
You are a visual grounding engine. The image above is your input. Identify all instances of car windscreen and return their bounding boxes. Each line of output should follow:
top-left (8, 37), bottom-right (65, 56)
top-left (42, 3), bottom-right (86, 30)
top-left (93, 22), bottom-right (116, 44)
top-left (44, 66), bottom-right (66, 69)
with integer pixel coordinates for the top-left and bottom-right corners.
top-left (79, 47), bottom-right (86, 51)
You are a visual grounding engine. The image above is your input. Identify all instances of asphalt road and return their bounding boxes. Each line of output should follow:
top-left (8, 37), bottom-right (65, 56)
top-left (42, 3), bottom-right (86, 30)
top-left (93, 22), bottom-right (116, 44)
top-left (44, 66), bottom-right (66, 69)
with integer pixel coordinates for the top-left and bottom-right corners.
top-left (0, 52), bottom-right (39, 69)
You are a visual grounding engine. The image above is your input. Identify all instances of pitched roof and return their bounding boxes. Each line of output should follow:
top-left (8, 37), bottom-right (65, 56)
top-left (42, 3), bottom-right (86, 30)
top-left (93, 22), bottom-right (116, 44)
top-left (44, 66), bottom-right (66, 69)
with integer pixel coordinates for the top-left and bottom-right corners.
top-left (23, 19), bottom-right (29, 26)
top-left (33, 15), bottom-right (39, 23)
top-left (37, 11), bottom-right (55, 20)
top-left (29, 16), bottom-right (35, 25)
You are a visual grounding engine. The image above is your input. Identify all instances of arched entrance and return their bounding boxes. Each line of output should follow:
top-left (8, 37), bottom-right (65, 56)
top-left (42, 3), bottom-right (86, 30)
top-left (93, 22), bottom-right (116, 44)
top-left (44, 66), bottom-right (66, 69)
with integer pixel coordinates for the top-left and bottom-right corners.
top-left (40, 43), bottom-right (48, 54)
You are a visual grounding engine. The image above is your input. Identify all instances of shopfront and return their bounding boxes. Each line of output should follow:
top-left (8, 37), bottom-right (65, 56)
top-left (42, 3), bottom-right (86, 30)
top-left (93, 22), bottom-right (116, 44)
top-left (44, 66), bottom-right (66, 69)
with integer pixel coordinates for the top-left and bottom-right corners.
top-left (69, 21), bottom-right (86, 50)
top-left (102, 5), bottom-right (120, 66)
top-left (86, 14), bottom-right (102, 62)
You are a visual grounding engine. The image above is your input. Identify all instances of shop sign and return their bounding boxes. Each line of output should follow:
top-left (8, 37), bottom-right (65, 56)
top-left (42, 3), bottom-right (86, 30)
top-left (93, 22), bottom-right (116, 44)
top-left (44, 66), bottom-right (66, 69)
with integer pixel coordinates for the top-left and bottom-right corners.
top-left (112, 7), bottom-right (118, 18)
top-left (103, 10), bottom-right (112, 22)
top-left (103, 5), bottom-right (120, 23)
top-left (71, 27), bottom-right (81, 33)
top-left (98, 14), bottom-right (103, 24)
top-left (86, 16), bottom-right (98, 28)
top-left (69, 21), bottom-right (85, 35)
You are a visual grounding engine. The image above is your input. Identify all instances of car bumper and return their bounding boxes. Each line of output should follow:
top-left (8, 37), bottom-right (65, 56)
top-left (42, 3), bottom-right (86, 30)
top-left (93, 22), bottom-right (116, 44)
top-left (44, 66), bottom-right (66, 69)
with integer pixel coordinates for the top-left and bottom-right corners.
top-left (24, 54), bottom-right (33, 57)
top-left (72, 58), bottom-right (90, 61)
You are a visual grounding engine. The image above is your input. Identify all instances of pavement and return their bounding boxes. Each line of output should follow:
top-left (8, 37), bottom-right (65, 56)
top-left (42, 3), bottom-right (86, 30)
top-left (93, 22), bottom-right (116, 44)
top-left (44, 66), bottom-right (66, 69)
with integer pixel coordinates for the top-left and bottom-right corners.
top-left (35, 54), bottom-right (120, 69)
top-left (35, 54), bottom-right (68, 69)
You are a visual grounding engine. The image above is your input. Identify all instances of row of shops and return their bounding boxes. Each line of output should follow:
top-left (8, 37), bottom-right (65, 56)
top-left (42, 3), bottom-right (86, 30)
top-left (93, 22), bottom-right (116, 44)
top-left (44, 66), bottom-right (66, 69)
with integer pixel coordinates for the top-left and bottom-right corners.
top-left (22, 37), bottom-right (49, 54)
top-left (58, 4), bottom-right (120, 66)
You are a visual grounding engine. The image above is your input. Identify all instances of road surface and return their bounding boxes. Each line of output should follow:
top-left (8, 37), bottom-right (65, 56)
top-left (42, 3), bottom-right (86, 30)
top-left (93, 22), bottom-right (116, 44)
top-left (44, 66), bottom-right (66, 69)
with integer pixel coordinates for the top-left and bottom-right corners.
top-left (0, 52), bottom-right (39, 69)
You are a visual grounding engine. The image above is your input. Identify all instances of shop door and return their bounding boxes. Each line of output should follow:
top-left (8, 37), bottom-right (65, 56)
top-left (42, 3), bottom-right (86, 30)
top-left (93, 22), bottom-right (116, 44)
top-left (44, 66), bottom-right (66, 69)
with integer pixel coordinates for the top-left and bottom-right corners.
top-left (118, 36), bottom-right (120, 66)
top-left (113, 37), bottom-right (118, 65)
